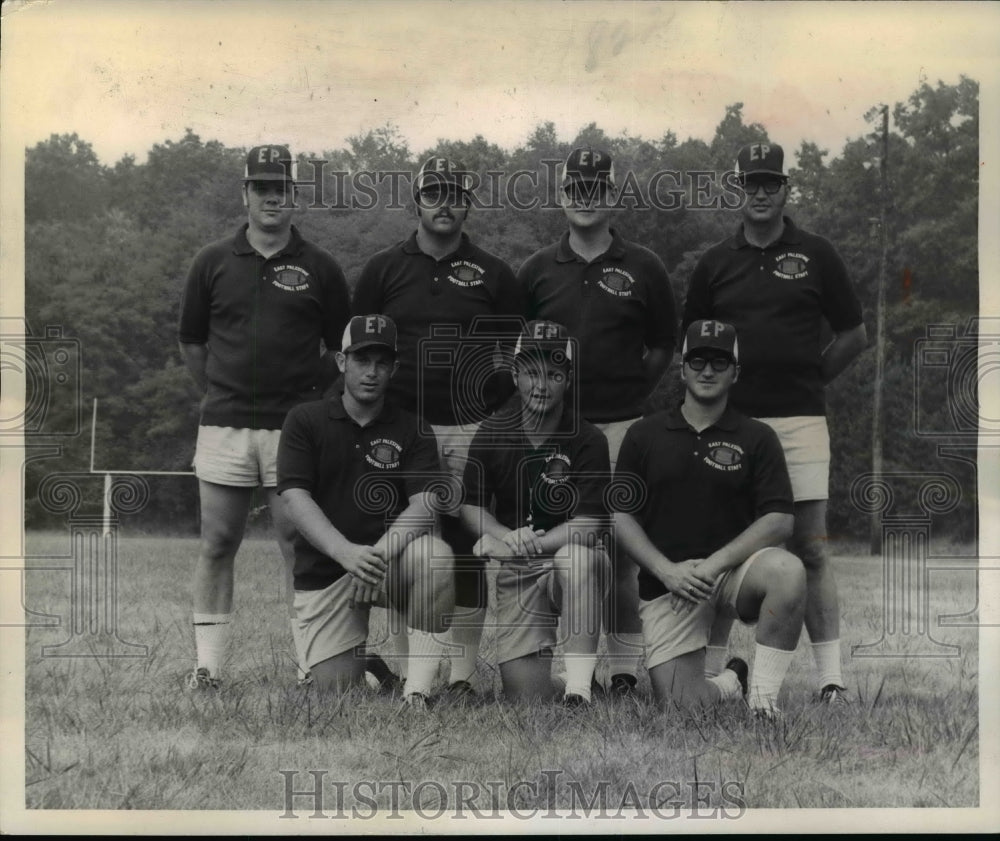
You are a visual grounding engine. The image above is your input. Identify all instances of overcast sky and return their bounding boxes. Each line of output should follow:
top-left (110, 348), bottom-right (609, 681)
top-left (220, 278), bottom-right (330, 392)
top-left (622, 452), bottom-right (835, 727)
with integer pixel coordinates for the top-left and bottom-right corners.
top-left (3, 0), bottom-right (998, 165)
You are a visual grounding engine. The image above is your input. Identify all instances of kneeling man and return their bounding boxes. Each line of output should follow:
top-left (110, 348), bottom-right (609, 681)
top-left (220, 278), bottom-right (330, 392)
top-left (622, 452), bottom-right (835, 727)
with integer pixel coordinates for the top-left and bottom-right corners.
top-left (277, 315), bottom-right (453, 705)
top-left (612, 320), bottom-right (806, 714)
top-left (460, 321), bottom-right (611, 706)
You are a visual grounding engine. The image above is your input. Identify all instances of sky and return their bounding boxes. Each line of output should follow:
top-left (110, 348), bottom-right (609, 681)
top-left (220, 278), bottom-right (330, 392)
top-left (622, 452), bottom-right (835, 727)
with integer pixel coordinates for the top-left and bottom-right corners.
top-left (2, 0), bottom-right (998, 165)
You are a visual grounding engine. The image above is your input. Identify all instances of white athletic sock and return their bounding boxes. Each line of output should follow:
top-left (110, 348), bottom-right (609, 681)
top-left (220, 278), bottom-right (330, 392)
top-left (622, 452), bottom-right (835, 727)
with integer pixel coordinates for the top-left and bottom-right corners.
top-left (604, 632), bottom-right (644, 680)
top-left (289, 617), bottom-right (309, 678)
top-left (403, 627), bottom-right (444, 697)
top-left (193, 613), bottom-right (232, 678)
top-left (386, 607), bottom-right (409, 679)
top-left (448, 607), bottom-right (486, 684)
top-left (707, 668), bottom-right (741, 701)
top-left (704, 645), bottom-right (728, 678)
top-left (563, 653), bottom-right (599, 702)
top-left (749, 643), bottom-right (795, 712)
top-left (811, 639), bottom-right (844, 689)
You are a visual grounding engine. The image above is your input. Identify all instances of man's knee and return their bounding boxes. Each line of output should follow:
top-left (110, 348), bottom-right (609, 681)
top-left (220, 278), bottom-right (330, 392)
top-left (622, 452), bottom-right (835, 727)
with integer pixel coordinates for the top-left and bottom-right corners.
top-left (793, 501), bottom-right (829, 570)
top-left (757, 548), bottom-right (807, 602)
top-left (200, 518), bottom-right (245, 561)
top-left (555, 543), bottom-right (610, 588)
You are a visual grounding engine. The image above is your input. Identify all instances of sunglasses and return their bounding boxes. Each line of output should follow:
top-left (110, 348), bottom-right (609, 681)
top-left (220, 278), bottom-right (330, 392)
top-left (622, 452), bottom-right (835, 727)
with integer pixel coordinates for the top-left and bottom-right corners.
top-left (740, 177), bottom-right (786, 195)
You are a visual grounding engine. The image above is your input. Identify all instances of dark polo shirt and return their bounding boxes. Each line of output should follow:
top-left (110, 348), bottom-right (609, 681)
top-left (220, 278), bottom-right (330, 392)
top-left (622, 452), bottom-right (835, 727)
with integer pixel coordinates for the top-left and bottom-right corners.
top-left (277, 393), bottom-right (442, 590)
top-left (353, 232), bottom-right (524, 426)
top-left (178, 224), bottom-right (350, 430)
top-left (518, 230), bottom-right (677, 423)
top-left (463, 399), bottom-right (611, 534)
top-left (683, 216), bottom-right (863, 418)
top-left (613, 405), bottom-right (794, 601)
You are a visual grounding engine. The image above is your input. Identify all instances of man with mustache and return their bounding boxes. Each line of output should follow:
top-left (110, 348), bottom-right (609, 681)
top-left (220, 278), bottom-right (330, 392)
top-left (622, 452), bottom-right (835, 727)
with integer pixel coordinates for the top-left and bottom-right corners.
top-left (353, 156), bottom-right (524, 699)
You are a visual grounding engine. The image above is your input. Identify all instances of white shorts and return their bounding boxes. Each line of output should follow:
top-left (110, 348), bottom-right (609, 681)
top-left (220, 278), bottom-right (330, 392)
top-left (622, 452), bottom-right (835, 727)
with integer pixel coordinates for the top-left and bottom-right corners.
top-left (193, 425), bottom-right (282, 487)
top-left (592, 417), bottom-right (641, 470)
top-left (756, 416), bottom-right (830, 502)
top-left (639, 548), bottom-right (767, 670)
top-left (293, 575), bottom-right (370, 670)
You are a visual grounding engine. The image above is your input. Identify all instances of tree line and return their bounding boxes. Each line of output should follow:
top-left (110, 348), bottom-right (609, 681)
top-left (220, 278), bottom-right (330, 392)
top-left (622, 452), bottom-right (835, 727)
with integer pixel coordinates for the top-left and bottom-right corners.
top-left (22, 76), bottom-right (979, 542)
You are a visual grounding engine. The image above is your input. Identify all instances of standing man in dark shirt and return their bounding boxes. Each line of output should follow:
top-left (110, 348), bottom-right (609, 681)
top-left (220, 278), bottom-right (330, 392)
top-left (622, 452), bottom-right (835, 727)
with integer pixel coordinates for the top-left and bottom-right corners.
top-left (613, 320), bottom-right (805, 714)
top-left (519, 147), bottom-right (677, 695)
top-left (353, 156), bottom-right (524, 697)
top-left (178, 145), bottom-right (351, 689)
top-left (460, 321), bottom-right (611, 706)
top-left (683, 143), bottom-right (867, 702)
top-left (277, 315), bottom-right (453, 704)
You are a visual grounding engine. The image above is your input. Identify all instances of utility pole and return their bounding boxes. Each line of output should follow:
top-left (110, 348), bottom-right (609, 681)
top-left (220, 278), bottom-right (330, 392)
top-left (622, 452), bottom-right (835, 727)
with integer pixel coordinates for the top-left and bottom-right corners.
top-left (870, 104), bottom-right (889, 555)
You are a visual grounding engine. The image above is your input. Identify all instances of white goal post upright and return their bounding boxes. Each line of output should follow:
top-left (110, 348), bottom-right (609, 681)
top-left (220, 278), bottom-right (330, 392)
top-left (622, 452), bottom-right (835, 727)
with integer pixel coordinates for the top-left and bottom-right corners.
top-left (90, 398), bottom-right (195, 536)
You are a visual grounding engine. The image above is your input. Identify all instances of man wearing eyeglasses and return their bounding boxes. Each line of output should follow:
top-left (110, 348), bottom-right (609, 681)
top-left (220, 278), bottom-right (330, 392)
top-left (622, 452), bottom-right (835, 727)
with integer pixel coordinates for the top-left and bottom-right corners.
top-left (518, 147), bottom-right (677, 697)
top-left (682, 143), bottom-right (867, 705)
top-left (353, 156), bottom-right (524, 699)
top-left (611, 320), bottom-right (805, 715)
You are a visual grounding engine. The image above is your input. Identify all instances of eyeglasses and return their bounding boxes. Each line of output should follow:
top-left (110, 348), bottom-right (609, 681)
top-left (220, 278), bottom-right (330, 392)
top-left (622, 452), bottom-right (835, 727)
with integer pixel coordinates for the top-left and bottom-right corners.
top-left (685, 355), bottom-right (733, 372)
top-left (740, 177), bottom-right (786, 195)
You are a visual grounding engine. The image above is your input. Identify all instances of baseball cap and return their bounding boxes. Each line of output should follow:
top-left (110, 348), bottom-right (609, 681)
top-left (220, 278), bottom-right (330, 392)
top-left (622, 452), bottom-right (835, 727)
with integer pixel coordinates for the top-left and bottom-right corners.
top-left (244, 145), bottom-right (297, 182)
top-left (341, 314), bottom-right (398, 354)
top-left (735, 142), bottom-right (786, 179)
top-left (682, 320), bottom-right (739, 363)
top-left (561, 146), bottom-right (616, 189)
top-left (514, 320), bottom-right (573, 366)
top-left (413, 156), bottom-right (475, 196)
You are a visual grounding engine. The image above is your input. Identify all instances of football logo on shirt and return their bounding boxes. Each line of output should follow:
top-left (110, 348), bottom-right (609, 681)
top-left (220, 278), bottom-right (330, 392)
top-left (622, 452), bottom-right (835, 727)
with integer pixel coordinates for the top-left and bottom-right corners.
top-left (540, 452), bottom-right (571, 484)
top-left (365, 438), bottom-right (402, 469)
top-left (447, 260), bottom-right (486, 288)
top-left (704, 441), bottom-right (744, 472)
top-left (597, 268), bottom-right (636, 298)
top-left (270, 264), bottom-right (312, 291)
top-left (772, 252), bottom-right (810, 281)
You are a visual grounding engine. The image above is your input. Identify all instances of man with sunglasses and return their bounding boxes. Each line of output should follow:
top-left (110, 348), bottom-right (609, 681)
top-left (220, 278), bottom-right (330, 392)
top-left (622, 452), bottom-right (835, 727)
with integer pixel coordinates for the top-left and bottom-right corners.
top-left (518, 147), bottom-right (677, 697)
top-left (612, 320), bottom-right (805, 715)
top-left (178, 144), bottom-right (351, 690)
top-left (353, 156), bottom-right (524, 699)
top-left (682, 143), bottom-right (867, 704)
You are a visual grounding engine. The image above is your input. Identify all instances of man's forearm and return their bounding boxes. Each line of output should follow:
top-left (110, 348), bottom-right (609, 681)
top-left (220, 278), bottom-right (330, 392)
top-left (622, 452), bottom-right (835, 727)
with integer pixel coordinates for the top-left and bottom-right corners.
top-left (698, 511), bottom-right (795, 578)
top-left (282, 487), bottom-right (351, 561)
top-left (822, 324), bottom-right (868, 384)
top-left (459, 504), bottom-right (509, 544)
top-left (612, 512), bottom-right (671, 575)
top-left (178, 341), bottom-right (209, 392)
top-left (537, 517), bottom-right (606, 555)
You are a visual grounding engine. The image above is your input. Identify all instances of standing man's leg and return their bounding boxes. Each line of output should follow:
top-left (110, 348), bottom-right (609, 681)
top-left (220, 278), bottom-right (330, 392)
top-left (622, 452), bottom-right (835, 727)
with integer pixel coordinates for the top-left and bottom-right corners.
top-left (190, 481), bottom-right (253, 686)
top-left (793, 499), bottom-right (844, 694)
top-left (266, 487), bottom-right (310, 681)
top-left (555, 543), bottom-right (611, 703)
top-left (599, 419), bottom-right (644, 693)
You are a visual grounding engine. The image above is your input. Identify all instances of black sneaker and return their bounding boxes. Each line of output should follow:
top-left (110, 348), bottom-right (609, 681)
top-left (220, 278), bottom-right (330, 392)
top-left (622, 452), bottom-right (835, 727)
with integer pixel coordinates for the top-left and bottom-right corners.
top-left (364, 653), bottom-right (404, 694)
top-left (724, 657), bottom-right (749, 699)
top-left (609, 673), bottom-right (638, 697)
top-left (561, 692), bottom-right (590, 709)
top-left (185, 667), bottom-right (220, 691)
top-left (446, 679), bottom-right (476, 700)
top-left (819, 683), bottom-right (849, 704)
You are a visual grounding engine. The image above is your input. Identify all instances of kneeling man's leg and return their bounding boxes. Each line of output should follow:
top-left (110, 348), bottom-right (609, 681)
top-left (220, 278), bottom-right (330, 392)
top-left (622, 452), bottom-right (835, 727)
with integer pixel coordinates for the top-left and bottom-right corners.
top-left (641, 595), bottom-right (744, 710)
top-left (553, 542), bottom-right (610, 702)
top-left (392, 535), bottom-right (454, 699)
top-left (294, 576), bottom-right (370, 694)
top-left (732, 547), bottom-right (806, 712)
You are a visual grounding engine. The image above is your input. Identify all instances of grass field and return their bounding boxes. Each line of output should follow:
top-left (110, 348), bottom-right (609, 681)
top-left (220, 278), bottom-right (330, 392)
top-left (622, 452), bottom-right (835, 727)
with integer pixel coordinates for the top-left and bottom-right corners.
top-left (21, 531), bottom-right (979, 815)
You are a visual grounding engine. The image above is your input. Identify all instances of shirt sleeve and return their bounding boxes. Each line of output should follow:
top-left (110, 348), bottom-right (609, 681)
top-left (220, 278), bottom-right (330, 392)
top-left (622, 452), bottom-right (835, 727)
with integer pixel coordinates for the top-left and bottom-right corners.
top-left (461, 428), bottom-right (494, 510)
top-left (276, 405), bottom-right (319, 495)
top-left (402, 427), bottom-right (447, 499)
top-left (608, 425), bottom-right (647, 518)
top-left (642, 251), bottom-right (678, 351)
top-left (177, 247), bottom-right (212, 344)
top-left (751, 423), bottom-right (795, 517)
top-left (816, 238), bottom-right (864, 332)
top-left (571, 428), bottom-right (612, 518)
top-left (680, 253), bottom-right (716, 342)
top-left (317, 251), bottom-right (352, 350)
top-left (351, 254), bottom-right (385, 320)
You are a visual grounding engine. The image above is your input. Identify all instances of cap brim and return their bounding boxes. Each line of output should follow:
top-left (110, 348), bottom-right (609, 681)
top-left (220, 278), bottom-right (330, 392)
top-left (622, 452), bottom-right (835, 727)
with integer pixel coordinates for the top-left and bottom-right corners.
top-left (244, 174), bottom-right (295, 182)
top-left (740, 170), bottom-right (786, 179)
top-left (683, 346), bottom-right (737, 360)
top-left (343, 340), bottom-right (396, 354)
